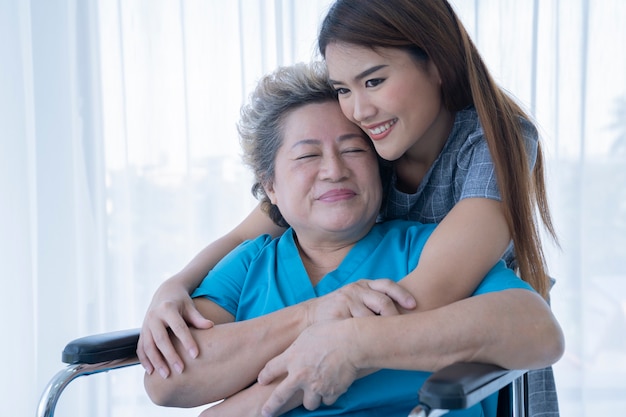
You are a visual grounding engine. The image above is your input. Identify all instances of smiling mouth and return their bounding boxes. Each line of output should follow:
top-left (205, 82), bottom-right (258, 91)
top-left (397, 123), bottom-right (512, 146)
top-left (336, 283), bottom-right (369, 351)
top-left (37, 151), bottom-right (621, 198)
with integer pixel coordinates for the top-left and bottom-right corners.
top-left (366, 119), bottom-right (397, 136)
top-left (318, 189), bottom-right (356, 202)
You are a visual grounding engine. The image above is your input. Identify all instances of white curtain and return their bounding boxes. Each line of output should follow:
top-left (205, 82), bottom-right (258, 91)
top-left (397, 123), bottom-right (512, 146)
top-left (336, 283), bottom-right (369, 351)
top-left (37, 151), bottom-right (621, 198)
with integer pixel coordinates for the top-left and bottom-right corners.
top-left (2, 0), bottom-right (625, 416)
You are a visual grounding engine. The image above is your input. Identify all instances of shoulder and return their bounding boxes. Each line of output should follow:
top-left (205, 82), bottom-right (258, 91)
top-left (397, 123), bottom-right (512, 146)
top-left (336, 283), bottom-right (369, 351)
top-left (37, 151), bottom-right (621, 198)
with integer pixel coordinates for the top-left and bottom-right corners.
top-left (219, 233), bottom-right (278, 265)
top-left (191, 232), bottom-right (286, 314)
top-left (444, 107), bottom-right (486, 159)
top-left (451, 107), bottom-right (539, 162)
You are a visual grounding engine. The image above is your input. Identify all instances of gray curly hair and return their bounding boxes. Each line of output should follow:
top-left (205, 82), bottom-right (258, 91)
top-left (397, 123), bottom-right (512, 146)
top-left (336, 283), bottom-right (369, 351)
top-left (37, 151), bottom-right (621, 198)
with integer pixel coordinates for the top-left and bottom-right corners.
top-left (238, 61), bottom-right (337, 227)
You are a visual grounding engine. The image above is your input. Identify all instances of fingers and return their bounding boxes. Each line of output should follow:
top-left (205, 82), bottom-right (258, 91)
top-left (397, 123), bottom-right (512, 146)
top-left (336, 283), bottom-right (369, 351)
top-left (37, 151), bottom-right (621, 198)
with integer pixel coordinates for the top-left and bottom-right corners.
top-left (142, 324), bottom-right (182, 378)
top-left (140, 302), bottom-right (207, 378)
top-left (260, 370), bottom-right (340, 417)
top-left (258, 355), bottom-right (291, 417)
top-left (257, 353), bottom-right (283, 386)
top-left (169, 302), bottom-right (211, 360)
top-left (260, 377), bottom-right (301, 417)
top-left (365, 279), bottom-right (417, 311)
top-left (137, 327), bottom-right (173, 378)
top-left (136, 333), bottom-right (154, 375)
top-left (355, 286), bottom-right (399, 316)
top-left (184, 304), bottom-right (214, 330)
top-left (302, 391), bottom-right (322, 411)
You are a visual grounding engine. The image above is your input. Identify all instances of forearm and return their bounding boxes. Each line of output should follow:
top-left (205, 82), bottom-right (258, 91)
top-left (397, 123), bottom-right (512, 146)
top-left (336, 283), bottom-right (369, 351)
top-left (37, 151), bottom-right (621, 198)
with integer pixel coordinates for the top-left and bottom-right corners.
top-left (144, 303), bottom-right (308, 407)
top-left (352, 289), bottom-right (564, 372)
top-left (403, 198), bottom-right (511, 311)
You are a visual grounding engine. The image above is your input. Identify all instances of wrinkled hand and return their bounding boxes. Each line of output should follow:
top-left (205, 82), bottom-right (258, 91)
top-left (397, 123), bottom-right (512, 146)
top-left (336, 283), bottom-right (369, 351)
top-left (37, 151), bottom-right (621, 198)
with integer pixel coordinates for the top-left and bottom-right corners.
top-left (257, 279), bottom-right (413, 416)
top-left (137, 279), bottom-right (213, 378)
top-left (198, 380), bottom-right (298, 417)
top-left (258, 320), bottom-right (359, 417)
top-left (303, 278), bottom-right (416, 325)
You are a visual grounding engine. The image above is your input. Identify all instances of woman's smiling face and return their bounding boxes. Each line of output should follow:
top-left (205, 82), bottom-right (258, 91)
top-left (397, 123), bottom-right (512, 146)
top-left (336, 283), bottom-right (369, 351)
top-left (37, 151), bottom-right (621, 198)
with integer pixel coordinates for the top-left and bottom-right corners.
top-left (265, 100), bottom-right (382, 245)
top-left (325, 43), bottom-right (453, 162)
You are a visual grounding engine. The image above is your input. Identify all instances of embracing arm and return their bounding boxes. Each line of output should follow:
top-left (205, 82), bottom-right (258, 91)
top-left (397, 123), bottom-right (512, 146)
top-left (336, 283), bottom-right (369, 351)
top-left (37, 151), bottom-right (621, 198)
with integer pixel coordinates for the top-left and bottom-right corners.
top-left (143, 280), bottom-right (416, 408)
top-left (258, 288), bottom-right (564, 417)
top-left (404, 197), bottom-right (511, 311)
top-left (346, 289), bottom-right (563, 372)
top-left (137, 204), bottom-right (284, 377)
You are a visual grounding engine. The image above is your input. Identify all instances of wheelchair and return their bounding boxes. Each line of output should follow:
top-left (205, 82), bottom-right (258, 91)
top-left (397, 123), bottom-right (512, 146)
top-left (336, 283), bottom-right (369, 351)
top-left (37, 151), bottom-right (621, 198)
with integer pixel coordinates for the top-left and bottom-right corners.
top-left (37, 328), bottom-right (528, 417)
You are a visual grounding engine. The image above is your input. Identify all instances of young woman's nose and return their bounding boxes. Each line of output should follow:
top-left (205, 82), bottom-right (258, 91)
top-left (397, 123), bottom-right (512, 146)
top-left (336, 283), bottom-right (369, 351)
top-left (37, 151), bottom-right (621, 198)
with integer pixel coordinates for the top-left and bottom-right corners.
top-left (351, 93), bottom-right (376, 123)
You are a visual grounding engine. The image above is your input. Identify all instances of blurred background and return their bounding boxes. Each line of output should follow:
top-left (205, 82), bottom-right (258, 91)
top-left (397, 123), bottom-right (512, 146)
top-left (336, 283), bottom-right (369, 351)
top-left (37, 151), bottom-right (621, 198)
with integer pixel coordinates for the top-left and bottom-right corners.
top-left (2, 0), bottom-right (625, 416)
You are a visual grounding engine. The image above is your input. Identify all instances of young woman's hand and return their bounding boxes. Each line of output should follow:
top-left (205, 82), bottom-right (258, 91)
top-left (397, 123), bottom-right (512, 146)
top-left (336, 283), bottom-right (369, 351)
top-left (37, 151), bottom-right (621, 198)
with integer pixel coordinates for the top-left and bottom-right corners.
top-left (137, 278), bottom-right (213, 378)
top-left (302, 278), bottom-right (416, 325)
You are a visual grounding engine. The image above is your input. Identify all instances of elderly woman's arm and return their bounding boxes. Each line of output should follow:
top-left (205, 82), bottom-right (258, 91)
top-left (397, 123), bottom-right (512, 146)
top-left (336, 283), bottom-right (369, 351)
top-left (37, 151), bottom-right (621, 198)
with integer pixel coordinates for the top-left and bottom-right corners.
top-left (138, 205), bottom-right (286, 378)
top-left (191, 288), bottom-right (563, 417)
top-left (143, 279), bottom-right (416, 408)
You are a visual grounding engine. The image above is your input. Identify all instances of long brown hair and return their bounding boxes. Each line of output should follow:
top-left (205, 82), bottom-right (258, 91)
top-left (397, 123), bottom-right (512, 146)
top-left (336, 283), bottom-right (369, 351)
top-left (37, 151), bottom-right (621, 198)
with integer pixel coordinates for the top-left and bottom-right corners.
top-left (318, 0), bottom-right (558, 298)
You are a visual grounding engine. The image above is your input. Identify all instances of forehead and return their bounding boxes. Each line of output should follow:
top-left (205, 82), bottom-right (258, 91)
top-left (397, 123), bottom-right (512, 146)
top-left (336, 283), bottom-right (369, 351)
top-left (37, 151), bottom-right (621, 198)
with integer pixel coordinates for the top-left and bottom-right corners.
top-left (281, 101), bottom-right (364, 143)
top-left (325, 43), bottom-right (413, 78)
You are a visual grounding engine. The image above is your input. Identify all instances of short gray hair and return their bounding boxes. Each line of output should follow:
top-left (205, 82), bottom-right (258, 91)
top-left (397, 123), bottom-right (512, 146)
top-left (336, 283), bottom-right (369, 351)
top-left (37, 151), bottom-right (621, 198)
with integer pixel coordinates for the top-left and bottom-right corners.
top-left (238, 61), bottom-right (336, 226)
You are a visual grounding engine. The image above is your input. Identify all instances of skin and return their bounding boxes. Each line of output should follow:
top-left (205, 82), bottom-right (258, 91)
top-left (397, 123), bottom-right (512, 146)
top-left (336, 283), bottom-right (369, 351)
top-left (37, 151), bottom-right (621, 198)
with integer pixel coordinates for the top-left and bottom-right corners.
top-left (253, 290), bottom-right (561, 417)
top-left (264, 102), bottom-right (383, 284)
top-left (138, 46), bottom-right (520, 383)
top-left (323, 42), bottom-right (512, 323)
top-left (144, 100), bottom-right (417, 406)
top-left (143, 101), bottom-right (564, 417)
top-left (145, 279), bottom-right (415, 409)
top-left (326, 43), bottom-right (452, 170)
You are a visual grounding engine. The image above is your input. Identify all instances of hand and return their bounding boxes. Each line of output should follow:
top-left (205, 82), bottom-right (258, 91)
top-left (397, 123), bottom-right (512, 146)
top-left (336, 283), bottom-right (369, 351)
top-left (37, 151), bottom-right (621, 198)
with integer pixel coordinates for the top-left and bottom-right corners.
top-left (303, 278), bottom-right (416, 325)
top-left (258, 320), bottom-right (360, 417)
top-left (137, 278), bottom-right (213, 378)
top-left (198, 380), bottom-right (300, 417)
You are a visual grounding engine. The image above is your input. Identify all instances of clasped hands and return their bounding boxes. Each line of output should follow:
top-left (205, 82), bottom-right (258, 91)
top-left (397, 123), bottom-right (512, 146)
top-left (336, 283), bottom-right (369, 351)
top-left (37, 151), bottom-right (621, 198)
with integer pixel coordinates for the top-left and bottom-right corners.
top-left (139, 279), bottom-right (415, 416)
top-left (221, 279), bottom-right (415, 417)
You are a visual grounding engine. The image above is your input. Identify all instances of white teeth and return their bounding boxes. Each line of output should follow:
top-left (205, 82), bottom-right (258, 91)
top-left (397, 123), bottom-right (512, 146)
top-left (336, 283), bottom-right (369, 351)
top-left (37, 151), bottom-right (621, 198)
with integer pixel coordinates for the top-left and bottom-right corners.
top-left (369, 119), bottom-right (396, 135)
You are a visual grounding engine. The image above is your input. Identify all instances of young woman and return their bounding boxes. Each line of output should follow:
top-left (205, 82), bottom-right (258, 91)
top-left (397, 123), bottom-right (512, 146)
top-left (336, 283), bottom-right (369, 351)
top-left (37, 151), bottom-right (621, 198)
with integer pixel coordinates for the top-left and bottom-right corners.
top-left (138, 3), bottom-right (559, 411)
top-left (143, 62), bottom-right (562, 417)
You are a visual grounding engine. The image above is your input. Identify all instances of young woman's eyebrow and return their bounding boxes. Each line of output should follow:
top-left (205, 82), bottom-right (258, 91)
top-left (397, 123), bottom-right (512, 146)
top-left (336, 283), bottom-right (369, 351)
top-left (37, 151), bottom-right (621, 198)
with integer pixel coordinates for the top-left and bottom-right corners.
top-left (329, 65), bottom-right (388, 86)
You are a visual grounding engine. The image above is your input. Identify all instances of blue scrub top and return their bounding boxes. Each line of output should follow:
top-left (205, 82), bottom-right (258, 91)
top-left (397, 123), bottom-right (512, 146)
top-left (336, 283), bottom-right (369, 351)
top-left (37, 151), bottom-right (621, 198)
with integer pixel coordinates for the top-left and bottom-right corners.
top-left (192, 220), bottom-right (533, 416)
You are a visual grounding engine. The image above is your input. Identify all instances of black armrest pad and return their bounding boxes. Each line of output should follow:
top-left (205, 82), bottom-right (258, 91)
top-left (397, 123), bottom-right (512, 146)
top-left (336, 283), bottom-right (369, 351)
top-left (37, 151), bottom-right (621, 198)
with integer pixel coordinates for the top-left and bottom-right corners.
top-left (418, 362), bottom-right (525, 410)
top-left (62, 329), bottom-right (141, 365)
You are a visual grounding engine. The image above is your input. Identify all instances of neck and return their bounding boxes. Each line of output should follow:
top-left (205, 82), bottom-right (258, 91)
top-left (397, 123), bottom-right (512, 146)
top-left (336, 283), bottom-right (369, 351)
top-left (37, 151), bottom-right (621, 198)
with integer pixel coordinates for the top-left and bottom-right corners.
top-left (294, 235), bottom-right (355, 286)
top-left (395, 110), bottom-right (455, 193)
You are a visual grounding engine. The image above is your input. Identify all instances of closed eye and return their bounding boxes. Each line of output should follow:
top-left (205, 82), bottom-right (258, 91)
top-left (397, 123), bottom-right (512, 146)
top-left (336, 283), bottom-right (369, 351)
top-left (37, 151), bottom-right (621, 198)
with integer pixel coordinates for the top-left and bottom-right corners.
top-left (342, 148), bottom-right (367, 154)
top-left (295, 153), bottom-right (319, 160)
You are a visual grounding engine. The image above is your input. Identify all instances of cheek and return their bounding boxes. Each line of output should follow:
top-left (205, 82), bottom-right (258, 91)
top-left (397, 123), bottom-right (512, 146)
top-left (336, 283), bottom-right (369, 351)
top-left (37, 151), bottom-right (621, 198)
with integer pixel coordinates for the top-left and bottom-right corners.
top-left (338, 99), bottom-right (356, 122)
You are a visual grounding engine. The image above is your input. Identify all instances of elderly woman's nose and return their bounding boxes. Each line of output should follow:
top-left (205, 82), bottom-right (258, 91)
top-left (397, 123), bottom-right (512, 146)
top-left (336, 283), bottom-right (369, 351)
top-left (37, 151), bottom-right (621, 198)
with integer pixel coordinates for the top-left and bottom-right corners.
top-left (319, 153), bottom-right (349, 179)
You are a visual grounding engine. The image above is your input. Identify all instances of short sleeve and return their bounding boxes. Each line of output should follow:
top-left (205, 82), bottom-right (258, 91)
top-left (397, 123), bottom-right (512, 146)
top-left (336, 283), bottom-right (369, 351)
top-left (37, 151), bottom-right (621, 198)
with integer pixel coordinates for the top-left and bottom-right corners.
top-left (473, 260), bottom-right (534, 296)
top-left (459, 136), bottom-right (501, 201)
top-left (191, 234), bottom-right (274, 316)
top-left (459, 116), bottom-right (539, 202)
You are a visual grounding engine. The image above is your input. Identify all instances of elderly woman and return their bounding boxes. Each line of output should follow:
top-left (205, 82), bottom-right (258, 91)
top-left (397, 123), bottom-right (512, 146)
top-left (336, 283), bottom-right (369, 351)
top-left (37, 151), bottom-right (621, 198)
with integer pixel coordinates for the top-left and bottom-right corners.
top-left (143, 62), bottom-right (563, 417)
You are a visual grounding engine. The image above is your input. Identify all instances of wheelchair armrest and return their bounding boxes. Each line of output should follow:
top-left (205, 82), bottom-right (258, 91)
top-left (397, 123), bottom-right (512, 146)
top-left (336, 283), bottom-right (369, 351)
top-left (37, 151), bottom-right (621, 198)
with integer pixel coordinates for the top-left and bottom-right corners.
top-left (62, 328), bottom-right (141, 364)
top-left (418, 362), bottom-right (526, 411)
top-left (39, 329), bottom-right (142, 417)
